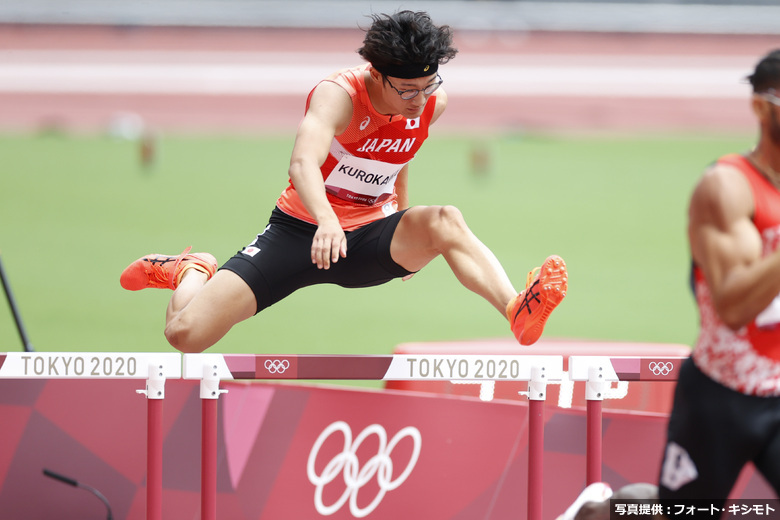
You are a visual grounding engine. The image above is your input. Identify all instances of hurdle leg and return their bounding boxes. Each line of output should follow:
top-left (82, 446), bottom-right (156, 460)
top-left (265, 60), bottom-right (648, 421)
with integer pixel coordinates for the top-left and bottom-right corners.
top-left (147, 400), bottom-right (163, 520)
top-left (526, 365), bottom-right (548, 520)
top-left (202, 399), bottom-right (217, 520)
top-left (137, 362), bottom-right (168, 520)
top-left (585, 365), bottom-right (605, 485)
top-left (200, 362), bottom-right (227, 520)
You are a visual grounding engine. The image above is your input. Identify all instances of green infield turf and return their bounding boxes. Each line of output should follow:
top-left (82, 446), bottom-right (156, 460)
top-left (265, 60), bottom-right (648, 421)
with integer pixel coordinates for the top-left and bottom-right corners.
top-left (0, 131), bottom-right (754, 365)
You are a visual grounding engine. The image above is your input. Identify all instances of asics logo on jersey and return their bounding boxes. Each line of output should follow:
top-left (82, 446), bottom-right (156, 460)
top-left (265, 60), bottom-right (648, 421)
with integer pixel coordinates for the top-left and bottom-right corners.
top-left (359, 116), bottom-right (371, 130)
top-left (355, 138), bottom-right (416, 153)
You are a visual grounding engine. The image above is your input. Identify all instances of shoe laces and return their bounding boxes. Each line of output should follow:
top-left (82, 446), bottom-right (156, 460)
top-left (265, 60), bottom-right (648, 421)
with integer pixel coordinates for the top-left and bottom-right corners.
top-left (169, 246), bottom-right (192, 289)
top-left (147, 263), bottom-right (170, 288)
top-left (145, 246), bottom-right (191, 290)
top-left (526, 266), bottom-right (540, 289)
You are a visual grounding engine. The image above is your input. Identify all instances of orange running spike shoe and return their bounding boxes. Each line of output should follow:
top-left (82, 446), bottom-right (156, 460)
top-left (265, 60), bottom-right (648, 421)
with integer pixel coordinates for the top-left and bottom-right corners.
top-left (120, 246), bottom-right (218, 291)
top-left (507, 255), bottom-right (567, 346)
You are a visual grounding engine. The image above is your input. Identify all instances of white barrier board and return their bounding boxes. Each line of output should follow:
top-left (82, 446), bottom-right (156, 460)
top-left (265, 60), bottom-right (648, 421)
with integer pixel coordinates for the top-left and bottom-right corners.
top-left (0, 352), bottom-right (182, 379)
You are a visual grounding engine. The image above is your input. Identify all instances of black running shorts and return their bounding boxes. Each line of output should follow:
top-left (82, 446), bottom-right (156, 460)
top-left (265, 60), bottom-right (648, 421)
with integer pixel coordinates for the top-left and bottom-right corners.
top-left (220, 207), bottom-right (414, 314)
top-left (658, 357), bottom-right (780, 508)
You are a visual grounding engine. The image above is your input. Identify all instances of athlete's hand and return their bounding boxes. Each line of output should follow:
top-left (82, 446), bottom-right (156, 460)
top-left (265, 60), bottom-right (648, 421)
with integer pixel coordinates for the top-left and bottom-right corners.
top-left (312, 219), bottom-right (347, 269)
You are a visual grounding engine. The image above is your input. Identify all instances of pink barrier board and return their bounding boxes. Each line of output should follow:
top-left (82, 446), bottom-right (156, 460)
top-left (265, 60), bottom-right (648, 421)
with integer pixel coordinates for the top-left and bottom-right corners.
top-left (0, 378), bottom-right (773, 519)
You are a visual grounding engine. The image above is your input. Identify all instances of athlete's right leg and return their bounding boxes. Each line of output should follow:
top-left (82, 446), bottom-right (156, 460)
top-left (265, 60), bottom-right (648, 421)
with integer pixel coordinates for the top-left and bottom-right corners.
top-left (164, 268), bottom-right (257, 353)
top-left (120, 246), bottom-right (257, 353)
top-left (658, 358), bottom-right (750, 507)
top-left (746, 396), bottom-right (780, 497)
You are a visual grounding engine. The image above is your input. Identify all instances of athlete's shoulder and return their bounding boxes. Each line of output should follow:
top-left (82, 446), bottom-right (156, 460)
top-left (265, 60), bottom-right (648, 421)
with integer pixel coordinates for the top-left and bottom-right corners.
top-left (304, 79), bottom-right (355, 136)
top-left (690, 155), bottom-right (753, 224)
top-left (319, 65), bottom-right (368, 93)
top-left (696, 154), bottom-right (750, 193)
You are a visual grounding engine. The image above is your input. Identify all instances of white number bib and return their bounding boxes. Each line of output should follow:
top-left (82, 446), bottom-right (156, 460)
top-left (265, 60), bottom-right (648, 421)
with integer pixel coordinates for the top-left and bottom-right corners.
top-left (325, 155), bottom-right (406, 206)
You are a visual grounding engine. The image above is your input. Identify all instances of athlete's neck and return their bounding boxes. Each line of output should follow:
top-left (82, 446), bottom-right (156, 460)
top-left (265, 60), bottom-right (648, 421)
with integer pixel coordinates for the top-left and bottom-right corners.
top-left (748, 149), bottom-right (780, 188)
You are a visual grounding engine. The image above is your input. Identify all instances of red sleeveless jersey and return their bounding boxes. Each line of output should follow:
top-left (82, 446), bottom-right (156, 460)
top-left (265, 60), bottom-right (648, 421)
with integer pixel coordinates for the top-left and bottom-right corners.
top-left (693, 153), bottom-right (780, 395)
top-left (276, 65), bottom-right (436, 231)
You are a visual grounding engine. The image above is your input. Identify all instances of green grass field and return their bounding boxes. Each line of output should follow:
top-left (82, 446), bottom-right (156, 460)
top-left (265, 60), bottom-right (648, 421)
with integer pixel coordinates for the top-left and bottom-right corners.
top-left (0, 131), bottom-right (754, 367)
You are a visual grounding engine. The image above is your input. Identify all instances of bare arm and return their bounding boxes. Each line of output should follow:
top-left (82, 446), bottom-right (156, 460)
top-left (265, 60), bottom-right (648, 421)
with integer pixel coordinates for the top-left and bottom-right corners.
top-left (430, 87), bottom-right (448, 126)
top-left (689, 163), bottom-right (780, 329)
top-left (395, 165), bottom-right (410, 210)
top-left (396, 88), bottom-right (447, 210)
top-left (288, 81), bottom-right (352, 269)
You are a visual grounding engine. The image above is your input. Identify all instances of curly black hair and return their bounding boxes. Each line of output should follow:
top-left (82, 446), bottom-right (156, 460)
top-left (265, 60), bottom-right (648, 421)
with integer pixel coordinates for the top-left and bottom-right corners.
top-left (357, 11), bottom-right (458, 73)
top-left (747, 49), bottom-right (780, 93)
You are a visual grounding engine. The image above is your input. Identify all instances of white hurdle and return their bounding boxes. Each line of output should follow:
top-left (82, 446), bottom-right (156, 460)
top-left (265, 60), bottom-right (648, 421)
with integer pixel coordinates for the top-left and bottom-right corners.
top-left (183, 353), bottom-right (564, 520)
top-left (0, 351), bottom-right (181, 520)
top-left (0, 350), bottom-right (688, 519)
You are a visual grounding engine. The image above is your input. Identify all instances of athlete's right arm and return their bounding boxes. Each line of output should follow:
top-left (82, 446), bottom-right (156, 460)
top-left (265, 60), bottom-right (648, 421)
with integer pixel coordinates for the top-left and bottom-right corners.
top-left (288, 81), bottom-right (353, 270)
top-left (689, 163), bottom-right (780, 329)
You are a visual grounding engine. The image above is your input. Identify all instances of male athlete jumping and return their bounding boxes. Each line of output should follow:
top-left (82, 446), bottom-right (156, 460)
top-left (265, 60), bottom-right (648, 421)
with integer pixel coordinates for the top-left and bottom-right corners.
top-left (120, 11), bottom-right (568, 353)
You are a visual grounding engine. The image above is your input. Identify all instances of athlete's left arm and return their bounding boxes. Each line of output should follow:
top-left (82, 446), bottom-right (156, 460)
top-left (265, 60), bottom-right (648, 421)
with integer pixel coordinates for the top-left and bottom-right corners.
top-left (430, 87), bottom-right (448, 125)
top-left (396, 89), bottom-right (447, 210)
top-left (397, 89), bottom-right (448, 282)
top-left (395, 165), bottom-right (410, 210)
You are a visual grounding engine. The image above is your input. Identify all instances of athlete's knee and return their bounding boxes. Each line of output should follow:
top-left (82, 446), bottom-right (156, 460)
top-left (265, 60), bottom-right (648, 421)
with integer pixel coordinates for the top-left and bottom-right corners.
top-left (437, 204), bottom-right (465, 223)
top-left (428, 205), bottom-right (469, 246)
top-left (164, 315), bottom-right (211, 354)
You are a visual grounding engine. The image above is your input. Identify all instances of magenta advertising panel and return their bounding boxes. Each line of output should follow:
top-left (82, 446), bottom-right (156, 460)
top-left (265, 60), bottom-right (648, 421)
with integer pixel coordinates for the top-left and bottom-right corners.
top-left (0, 378), bottom-right (773, 519)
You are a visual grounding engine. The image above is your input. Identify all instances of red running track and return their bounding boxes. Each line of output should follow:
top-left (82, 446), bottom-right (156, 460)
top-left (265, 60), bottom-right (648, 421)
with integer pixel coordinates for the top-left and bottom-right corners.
top-left (0, 24), bottom-right (777, 135)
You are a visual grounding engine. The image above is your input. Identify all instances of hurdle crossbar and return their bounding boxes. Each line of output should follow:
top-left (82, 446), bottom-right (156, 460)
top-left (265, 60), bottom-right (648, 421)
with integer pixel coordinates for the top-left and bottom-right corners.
top-left (0, 351), bottom-right (181, 380)
top-left (183, 353), bottom-right (563, 382)
top-left (568, 355), bottom-right (687, 484)
top-left (184, 353), bottom-right (563, 520)
top-left (0, 352), bottom-right (181, 520)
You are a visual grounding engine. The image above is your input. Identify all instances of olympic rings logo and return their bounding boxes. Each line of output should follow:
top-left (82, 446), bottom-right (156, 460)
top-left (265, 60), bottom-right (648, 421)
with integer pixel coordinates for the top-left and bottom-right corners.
top-left (307, 421), bottom-right (422, 518)
top-left (264, 359), bottom-right (290, 374)
top-left (648, 361), bottom-right (674, 376)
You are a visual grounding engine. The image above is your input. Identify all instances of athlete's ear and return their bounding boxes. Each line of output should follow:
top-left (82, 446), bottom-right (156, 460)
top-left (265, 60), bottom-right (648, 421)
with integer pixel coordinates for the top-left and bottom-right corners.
top-left (369, 66), bottom-right (383, 84)
top-left (752, 94), bottom-right (770, 121)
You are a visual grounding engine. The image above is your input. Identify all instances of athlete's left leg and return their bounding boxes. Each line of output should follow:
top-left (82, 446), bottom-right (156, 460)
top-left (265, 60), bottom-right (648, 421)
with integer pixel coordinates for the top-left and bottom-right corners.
top-left (390, 205), bottom-right (518, 314)
top-left (751, 398), bottom-right (780, 497)
top-left (390, 205), bottom-right (566, 344)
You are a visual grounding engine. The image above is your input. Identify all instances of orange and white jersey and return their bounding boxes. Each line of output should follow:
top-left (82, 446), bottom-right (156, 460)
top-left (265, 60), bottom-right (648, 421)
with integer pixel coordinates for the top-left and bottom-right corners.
top-left (692, 153), bottom-right (780, 396)
top-left (276, 64), bottom-right (436, 231)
